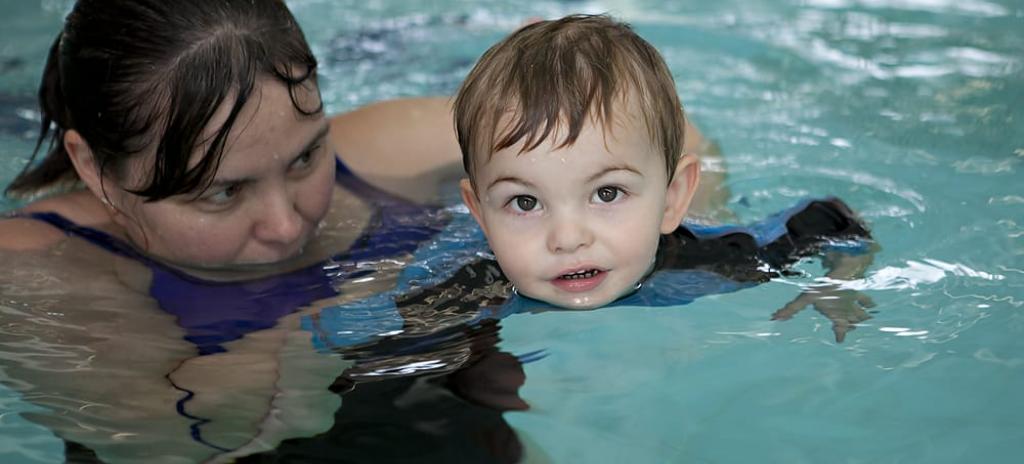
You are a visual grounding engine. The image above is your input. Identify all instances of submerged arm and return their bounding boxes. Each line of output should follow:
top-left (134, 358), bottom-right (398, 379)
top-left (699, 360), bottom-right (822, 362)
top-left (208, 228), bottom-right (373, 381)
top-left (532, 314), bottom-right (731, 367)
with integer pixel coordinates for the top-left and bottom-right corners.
top-left (0, 246), bottom-right (232, 464)
top-left (661, 197), bottom-right (879, 342)
top-left (771, 243), bottom-right (879, 343)
top-left (764, 198), bottom-right (879, 342)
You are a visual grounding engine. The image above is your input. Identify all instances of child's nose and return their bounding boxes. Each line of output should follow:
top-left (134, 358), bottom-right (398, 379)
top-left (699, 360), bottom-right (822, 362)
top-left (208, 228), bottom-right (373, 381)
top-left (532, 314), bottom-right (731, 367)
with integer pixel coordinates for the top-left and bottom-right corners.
top-left (546, 212), bottom-right (593, 254)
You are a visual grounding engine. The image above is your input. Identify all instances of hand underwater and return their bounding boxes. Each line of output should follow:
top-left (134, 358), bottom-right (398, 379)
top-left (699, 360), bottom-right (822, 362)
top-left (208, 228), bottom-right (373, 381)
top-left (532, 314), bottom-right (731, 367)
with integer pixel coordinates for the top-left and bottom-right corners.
top-left (772, 283), bottom-right (875, 343)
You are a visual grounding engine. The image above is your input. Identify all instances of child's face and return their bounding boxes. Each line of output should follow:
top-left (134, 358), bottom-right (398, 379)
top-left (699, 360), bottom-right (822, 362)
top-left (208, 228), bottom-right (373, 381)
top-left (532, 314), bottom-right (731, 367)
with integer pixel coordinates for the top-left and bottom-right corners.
top-left (461, 111), bottom-right (698, 309)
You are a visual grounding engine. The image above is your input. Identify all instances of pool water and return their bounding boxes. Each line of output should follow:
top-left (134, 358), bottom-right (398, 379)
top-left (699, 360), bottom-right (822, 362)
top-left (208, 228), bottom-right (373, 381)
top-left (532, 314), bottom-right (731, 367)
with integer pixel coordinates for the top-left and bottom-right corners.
top-left (2, 0), bottom-right (1023, 462)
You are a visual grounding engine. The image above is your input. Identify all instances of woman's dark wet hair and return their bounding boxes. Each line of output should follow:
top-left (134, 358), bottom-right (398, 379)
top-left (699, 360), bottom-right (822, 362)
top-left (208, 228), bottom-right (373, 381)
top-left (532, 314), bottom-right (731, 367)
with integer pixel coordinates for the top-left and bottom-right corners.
top-left (5, 0), bottom-right (322, 201)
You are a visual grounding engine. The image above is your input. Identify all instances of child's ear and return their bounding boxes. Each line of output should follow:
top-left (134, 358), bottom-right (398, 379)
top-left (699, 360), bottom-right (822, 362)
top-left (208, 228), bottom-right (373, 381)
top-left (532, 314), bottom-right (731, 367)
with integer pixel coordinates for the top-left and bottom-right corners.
top-left (459, 178), bottom-right (488, 234)
top-left (64, 130), bottom-right (108, 201)
top-left (660, 153), bottom-right (701, 234)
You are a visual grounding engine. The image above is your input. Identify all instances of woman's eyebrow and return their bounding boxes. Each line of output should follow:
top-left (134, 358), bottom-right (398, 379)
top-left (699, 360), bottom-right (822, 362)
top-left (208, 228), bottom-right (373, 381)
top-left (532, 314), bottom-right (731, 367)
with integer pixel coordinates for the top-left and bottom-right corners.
top-left (296, 123), bottom-right (330, 158)
top-left (206, 176), bottom-right (252, 190)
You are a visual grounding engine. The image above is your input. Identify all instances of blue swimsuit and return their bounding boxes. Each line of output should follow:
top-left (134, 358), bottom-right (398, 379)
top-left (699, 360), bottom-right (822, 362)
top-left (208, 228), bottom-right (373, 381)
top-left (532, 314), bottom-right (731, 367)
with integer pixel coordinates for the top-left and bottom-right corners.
top-left (19, 158), bottom-right (448, 356)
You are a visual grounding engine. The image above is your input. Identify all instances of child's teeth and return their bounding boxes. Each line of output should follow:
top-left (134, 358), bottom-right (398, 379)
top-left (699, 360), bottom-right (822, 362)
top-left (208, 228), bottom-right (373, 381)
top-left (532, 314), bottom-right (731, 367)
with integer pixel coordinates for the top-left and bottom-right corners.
top-left (563, 269), bottom-right (599, 279)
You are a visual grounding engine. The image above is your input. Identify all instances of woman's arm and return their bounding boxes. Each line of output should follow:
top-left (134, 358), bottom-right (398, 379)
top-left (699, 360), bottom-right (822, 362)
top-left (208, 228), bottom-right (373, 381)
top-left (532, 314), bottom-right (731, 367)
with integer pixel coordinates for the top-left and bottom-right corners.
top-left (329, 97), bottom-right (464, 200)
top-left (682, 117), bottom-right (733, 222)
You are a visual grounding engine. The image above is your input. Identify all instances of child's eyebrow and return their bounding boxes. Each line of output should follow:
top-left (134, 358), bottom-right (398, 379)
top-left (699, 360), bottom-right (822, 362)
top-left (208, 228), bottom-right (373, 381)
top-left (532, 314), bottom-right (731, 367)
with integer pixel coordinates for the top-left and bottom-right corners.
top-left (486, 176), bottom-right (536, 192)
top-left (585, 164), bottom-right (643, 183)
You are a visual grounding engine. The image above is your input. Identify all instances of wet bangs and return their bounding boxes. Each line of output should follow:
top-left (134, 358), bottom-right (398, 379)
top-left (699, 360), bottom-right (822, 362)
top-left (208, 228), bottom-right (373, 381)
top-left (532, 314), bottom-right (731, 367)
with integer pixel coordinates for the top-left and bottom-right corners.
top-left (455, 14), bottom-right (686, 182)
top-left (130, 25), bottom-right (321, 202)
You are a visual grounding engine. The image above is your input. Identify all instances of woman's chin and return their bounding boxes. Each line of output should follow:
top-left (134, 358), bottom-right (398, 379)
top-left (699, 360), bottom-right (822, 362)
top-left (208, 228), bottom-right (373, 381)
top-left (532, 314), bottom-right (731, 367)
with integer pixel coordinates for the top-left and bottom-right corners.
top-left (170, 250), bottom-right (303, 273)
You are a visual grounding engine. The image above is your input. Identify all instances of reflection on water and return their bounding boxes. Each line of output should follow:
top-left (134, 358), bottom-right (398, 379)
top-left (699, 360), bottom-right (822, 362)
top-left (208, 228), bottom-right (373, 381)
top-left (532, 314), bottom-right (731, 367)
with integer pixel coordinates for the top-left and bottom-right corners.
top-left (231, 319), bottom-right (528, 463)
top-left (0, 239), bottom-right (533, 463)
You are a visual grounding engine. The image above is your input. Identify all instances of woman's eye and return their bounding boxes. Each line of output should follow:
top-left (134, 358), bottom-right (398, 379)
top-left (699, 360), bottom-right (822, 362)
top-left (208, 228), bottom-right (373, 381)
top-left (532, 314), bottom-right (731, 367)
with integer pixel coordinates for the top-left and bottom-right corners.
top-left (510, 195), bottom-right (538, 212)
top-left (291, 147), bottom-right (317, 170)
top-left (594, 186), bottom-right (622, 203)
top-left (203, 184), bottom-right (241, 205)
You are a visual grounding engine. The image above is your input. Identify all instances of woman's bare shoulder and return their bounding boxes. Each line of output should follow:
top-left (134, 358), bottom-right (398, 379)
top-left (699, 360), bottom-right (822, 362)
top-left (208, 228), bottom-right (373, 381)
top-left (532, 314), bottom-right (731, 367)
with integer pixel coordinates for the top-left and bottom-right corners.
top-left (329, 97), bottom-right (461, 178)
top-left (0, 190), bottom-right (107, 251)
top-left (327, 97), bottom-right (465, 201)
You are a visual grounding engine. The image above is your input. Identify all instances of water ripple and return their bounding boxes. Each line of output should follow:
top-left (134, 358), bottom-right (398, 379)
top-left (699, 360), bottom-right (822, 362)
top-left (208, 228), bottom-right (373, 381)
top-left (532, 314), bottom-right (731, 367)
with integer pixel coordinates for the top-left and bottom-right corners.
top-left (820, 258), bottom-right (1004, 291)
top-left (803, 0), bottom-right (1010, 17)
top-left (973, 348), bottom-right (1024, 368)
top-left (953, 156), bottom-right (1019, 174)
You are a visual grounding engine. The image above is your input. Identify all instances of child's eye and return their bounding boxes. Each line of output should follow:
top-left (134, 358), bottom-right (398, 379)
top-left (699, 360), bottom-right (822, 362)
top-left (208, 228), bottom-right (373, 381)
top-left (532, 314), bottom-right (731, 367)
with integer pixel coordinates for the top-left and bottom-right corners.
top-left (593, 186), bottom-right (624, 203)
top-left (509, 195), bottom-right (539, 213)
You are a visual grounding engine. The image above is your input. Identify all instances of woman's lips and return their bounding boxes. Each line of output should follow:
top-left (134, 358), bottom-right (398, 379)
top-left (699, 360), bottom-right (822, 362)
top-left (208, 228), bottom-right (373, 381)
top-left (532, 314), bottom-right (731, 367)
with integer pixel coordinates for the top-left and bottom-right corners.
top-left (551, 268), bottom-right (608, 293)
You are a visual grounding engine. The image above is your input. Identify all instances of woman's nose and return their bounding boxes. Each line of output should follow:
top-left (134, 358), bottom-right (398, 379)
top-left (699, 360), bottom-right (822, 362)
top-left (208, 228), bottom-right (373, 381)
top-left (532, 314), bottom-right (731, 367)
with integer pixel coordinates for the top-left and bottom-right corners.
top-left (546, 210), bottom-right (593, 254)
top-left (253, 191), bottom-right (303, 245)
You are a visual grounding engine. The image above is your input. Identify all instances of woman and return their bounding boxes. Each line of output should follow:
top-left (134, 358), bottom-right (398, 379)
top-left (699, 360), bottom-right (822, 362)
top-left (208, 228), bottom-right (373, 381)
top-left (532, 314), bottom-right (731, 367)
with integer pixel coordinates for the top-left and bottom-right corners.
top-left (1, 0), bottom-right (471, 338)
top-left (0, 0), bottom-right (466, 461)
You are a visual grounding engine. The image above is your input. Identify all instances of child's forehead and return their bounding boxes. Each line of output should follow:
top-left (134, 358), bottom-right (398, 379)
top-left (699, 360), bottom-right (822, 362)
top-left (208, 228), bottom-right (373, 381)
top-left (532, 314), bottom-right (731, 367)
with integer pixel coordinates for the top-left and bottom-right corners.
top-left (486, 101), bottom-right (652, 158)
top-left (475, 116), bottom-right (660, 178)
top-left (465, 85), bottom-right (675, 186)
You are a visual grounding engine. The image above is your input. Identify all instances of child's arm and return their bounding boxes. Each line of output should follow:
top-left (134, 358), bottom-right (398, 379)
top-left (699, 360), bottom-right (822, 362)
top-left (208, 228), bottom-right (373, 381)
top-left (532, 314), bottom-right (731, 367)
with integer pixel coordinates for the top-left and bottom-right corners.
top-left (657, 198), bottom-right (871, 280)
top-left (761, 198), bottom-right (879, 342)
top-left (662, 197), bottom-right (878, 341)
top-left (771, 243), bottom-right (879, 343)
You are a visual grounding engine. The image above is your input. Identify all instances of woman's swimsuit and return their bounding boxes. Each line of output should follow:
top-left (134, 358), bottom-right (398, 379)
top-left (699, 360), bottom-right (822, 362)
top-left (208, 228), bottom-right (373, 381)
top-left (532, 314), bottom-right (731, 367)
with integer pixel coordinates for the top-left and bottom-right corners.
top-left (17, 158), bottom-right (448, 355)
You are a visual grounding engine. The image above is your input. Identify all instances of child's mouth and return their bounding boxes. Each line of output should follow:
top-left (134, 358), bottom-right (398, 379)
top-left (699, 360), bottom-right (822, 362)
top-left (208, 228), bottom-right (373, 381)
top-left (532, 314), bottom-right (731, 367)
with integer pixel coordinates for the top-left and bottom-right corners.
top-left (552, 268), bottom-right (607, 292)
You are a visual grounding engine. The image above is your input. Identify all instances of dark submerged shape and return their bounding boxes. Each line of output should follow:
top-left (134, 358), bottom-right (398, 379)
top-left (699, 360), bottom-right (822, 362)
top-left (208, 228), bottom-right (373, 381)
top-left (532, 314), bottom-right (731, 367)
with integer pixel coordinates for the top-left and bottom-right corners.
top-left (6, 0), bottom-right (322, 201)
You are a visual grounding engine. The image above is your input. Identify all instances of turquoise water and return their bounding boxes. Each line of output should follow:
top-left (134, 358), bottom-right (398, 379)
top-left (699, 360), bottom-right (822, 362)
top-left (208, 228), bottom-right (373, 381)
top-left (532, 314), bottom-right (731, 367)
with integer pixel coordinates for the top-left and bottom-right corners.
top-left (2, 0), bottom-right (1023, 462)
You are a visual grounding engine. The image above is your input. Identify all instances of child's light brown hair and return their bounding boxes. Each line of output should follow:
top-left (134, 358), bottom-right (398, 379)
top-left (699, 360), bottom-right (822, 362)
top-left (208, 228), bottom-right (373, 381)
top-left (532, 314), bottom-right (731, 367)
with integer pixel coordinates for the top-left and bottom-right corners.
top-left (454, 14), bottom-right (686, 185)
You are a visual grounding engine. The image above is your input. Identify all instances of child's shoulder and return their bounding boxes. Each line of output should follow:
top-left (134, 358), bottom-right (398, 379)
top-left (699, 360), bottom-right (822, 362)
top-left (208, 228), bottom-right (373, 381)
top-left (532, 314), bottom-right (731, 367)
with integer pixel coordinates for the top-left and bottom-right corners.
top-left (676, 197), bottom-right (867, 244)
top-left (658, 197), bottom-right (871, 279)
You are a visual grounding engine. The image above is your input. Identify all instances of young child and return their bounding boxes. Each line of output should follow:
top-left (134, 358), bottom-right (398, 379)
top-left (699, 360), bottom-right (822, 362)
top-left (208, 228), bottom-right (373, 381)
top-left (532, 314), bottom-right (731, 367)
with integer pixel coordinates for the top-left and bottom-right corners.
top-left (452, 14), bottom-right (873, 310)
top-left (304, 15), bottom-right (876, 353)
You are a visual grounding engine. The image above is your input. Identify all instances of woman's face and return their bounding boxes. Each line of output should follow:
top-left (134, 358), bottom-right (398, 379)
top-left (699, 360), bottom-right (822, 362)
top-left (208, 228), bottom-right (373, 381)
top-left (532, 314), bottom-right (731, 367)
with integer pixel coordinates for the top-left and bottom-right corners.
top-left (107, 79), bottom-right (336, 268)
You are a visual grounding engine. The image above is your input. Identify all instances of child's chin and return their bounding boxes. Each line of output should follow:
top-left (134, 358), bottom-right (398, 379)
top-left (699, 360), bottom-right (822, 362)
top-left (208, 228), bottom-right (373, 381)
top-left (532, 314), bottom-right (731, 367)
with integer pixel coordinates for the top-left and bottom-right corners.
top-left (542, 292), bottom-right (617, 310)
top-left (516, 282), bottom-right (625, 309)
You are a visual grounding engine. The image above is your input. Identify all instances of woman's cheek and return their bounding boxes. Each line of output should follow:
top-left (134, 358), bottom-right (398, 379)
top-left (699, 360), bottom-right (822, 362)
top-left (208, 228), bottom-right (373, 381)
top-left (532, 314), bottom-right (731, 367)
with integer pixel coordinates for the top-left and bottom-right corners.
top-left (179, 213), bottom-right (249, 263)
